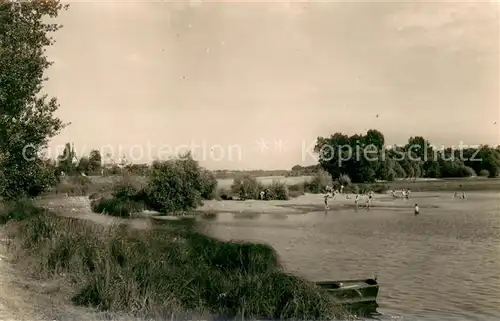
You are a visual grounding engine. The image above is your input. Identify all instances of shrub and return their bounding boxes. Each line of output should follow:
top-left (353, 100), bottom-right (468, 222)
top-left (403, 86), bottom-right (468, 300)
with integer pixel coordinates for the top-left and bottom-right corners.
top-left (217, 188), bottom-right (233, 200)
top-left (90, 197), bottom-right (145, 217)
top-left (145, 153), bottom-right (205, 214)
top-left (53, 175), bottom-right (95, 196)
top-left (199, 169), bottom-right (218, 200)
top-left (288, 183), bottom-right (305, 198)
top-left (111, 175), bottom-right (147, 201)
top-left (304, 169), bottom-right (333, 193)
top-left (8, 213), bottom-right (343, 319)
top-left (231, 175), bottom-right (263, 200)
top-left (0, 198), bottom-right (48, 225)
top-left (0, 159), bottom-right (60, 200)
top-left (479, 169), bottom-right (490, 177)
top-left (337, 173), bottom-right (351, 186)
top-left (266, 180), bottom-right (289, 200)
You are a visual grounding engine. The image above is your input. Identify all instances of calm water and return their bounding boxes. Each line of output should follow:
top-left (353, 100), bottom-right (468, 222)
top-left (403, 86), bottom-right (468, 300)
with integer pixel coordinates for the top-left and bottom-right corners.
top-left (198, 192), bottom-right (500, 321)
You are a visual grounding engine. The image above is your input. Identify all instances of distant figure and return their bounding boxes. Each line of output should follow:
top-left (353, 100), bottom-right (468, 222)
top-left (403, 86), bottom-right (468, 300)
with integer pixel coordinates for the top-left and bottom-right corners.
top-left (414, 204), bottom-right (419, 215)
top-left (101, 169), bottom-right (104, 176)
top-left (354, 194), bottom-right (359, 208)
top-left (340, 185), bottom-right (344, 194)
top-left (405, 189), bottom-right (411, 199)
top-left (453, 192), bottom-right (458, 198)
top-left (402, 190), bottom-right (407, 198)
top-left (366, 192), bottom-right (373, 209)
top-left (461, 192), bottom-right (467, 199)
top-left (324, 193), bottom-right (330, 210)
top-left (260, 191), bottom-right (265, 200)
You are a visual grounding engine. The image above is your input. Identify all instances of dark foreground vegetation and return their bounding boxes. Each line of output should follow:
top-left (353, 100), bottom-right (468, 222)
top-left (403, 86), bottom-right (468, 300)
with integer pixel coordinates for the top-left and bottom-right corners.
top-left (1, 200), bottom-right (341, 319)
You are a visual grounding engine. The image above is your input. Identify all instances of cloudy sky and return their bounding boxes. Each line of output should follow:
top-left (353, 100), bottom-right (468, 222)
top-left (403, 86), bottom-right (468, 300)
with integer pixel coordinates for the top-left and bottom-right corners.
top-left (44, 0), bottom-right (499, 169)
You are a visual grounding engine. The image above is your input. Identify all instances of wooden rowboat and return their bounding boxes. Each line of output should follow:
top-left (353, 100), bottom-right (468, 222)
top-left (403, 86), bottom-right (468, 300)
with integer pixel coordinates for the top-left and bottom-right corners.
top-left (316, 278), bottom-right (379, 315)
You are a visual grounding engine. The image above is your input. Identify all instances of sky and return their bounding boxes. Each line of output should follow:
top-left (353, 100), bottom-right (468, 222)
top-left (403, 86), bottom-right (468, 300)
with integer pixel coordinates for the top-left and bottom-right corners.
top-left (44, 0), bottom-right (500, 170)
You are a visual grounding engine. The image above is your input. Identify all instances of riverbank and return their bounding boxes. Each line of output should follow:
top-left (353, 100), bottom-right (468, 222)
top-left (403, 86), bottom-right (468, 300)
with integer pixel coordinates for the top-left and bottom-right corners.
top-left (0, 200), bottom-right (343, 320)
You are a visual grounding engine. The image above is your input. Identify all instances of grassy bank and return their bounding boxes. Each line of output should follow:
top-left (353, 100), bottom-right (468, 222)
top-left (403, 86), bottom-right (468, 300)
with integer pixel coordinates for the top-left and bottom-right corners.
top-left (2, 206), bottom-right (342, 320)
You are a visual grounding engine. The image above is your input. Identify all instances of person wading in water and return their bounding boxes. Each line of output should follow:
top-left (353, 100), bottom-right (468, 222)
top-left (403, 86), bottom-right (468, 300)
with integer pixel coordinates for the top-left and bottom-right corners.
top-left (324, 193), bottom-right (330, 210)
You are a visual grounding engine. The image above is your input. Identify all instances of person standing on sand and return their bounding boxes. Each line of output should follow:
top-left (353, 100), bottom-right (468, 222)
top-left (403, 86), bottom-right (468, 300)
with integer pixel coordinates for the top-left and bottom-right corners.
top-left (324, 193), bottom-right (330, 210)
top-left (414, 204), bottom-right (419, 215)
top-left (354, 194), bottom-right (359, 208)
top-left (340, 185), bottom-right (344, 194)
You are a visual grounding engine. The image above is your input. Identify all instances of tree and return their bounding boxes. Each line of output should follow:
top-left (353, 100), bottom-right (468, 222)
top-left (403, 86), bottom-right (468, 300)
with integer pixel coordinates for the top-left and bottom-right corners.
top-left (77, 156), bottom-right (90, 175)
top-left (88, 149), bottom-right (102, 173)
top-left (57, 142), bottom-right (75, 174)
top-left (0, 1), bottom-right (68, 199)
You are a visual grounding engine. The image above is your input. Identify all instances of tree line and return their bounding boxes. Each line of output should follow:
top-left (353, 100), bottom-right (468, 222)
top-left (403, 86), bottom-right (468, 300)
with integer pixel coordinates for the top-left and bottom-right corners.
top-left (314, 130), bottom-right (500, 183)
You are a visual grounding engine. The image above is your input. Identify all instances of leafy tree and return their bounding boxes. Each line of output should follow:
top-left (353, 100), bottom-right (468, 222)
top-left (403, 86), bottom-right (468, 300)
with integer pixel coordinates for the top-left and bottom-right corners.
top-left (57, 142), bottom-right (75, 174)
top-left (0, 1), bottom-right (67, 199)
top-left (77, 156), bottom-right (90, 175)
top-left (88, 149), bottom-right (102, 173)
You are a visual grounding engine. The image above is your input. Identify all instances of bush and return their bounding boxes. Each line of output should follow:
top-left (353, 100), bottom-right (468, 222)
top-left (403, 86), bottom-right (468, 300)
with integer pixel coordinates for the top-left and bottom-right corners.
top-left (0, 159), bottom-right (60, 200)
top-left (145, 154), bottom-right (205, 214)
top-left (336, 173), bottom-right (351, 187)
top-left (111, 175), bottom-right (147, 201)
top-left (217, 188), bottom-right (233, 200)
top-left (0, 198), bottom-right (48, 225)
top-left (479, 169), bottom-right (490, 177)
top-left (304, 169), bottom-right (333, 193)
top-left (231, 175), bottom-right (263, 200)
top-left (288, 183), bottom-right (305, 198)
top-left (90, 197), bottom-right (145, 217)
top-left (7, 213), bottom-right (343, 319)
top-left (53, 175), bottom-right (96, 196)
top-left (199, 169), bottom-right (218, 200)
top-left (266, 180), bottom-right (289, 200)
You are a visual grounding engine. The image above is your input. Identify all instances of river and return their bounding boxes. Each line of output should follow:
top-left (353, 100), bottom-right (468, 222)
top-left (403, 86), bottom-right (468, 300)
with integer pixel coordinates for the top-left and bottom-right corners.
top-left (199, 192), bottom-right (500, 321)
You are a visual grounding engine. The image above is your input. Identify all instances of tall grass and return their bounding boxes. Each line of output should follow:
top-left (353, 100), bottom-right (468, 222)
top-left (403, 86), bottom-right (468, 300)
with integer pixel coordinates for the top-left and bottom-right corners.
top-left (5, 213), bottom-right (342, 319)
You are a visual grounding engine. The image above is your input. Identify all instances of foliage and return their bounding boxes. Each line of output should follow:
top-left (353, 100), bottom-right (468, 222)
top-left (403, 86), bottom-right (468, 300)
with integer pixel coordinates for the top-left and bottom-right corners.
top-left (315, 130), bottom-right (500, 182)
top-left (478, 169), bottom-right (490, 177)
top-left (199, 168), bottom-right (218, 200)
top-left (231, 175), bottom-right (263, 200)
top-left (0, 198), bottom-right (47, 224)
top-left (0, 1), bottom-right (67, 199)
top-left (8, 213), bottom-right (342, 319)
top-left (303, 169), bottom-right (333, 193)
top-left (90, 197), bottom-right (145, 217)
top-left (57, 142), bottom-right (75, 174)
top-left (88, 149), bottom-right (102, 173)
top-left (217, 188), bottom-right (233, 200)
top-left (336, 173), bottom-right (351, 186)
top-left (265, 180), bottom-right (289, 200)
top-left (143, 153), bottom-right (217, 214)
